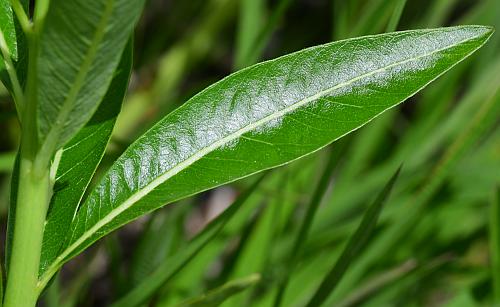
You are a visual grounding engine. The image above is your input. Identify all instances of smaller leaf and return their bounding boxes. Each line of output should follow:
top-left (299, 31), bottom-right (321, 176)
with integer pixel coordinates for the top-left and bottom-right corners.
top-left (0, 2), bottom-right (17, 59)
top-left (177, 274), bottom-right (261, 307)
top-left (111, 174), bottom-right (267, 307)
top-left (36, 0), bottom-right (144, 153)
top-left (305, 166), bottom-right (401, 307)
top-left (39, 40), bottom-right (133, 275)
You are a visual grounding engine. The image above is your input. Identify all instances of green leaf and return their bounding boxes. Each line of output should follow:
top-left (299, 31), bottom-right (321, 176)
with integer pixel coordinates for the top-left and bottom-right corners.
top-left (0, 1), bottom-right (18, 64)
top-left (0, 0), bottom-right (28, 90)
top-left (40, 25), bottom-right (493, 286)
top-left (305, 166), bottom-right (401, 307)
top-left (36, 0), bottom-right (144, 154)
top-left (176, 274), bottom-right (261, 307)
top-left (5, 39), bottom-right (131, 281)
top-left (111, 174), bottom-right (266, 307)
top-left (38, 41), bottom-right (133, 275)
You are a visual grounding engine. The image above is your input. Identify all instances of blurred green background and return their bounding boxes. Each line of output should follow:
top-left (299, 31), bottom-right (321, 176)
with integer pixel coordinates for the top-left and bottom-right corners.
top-left (0, 0), bottom-right (499, 306)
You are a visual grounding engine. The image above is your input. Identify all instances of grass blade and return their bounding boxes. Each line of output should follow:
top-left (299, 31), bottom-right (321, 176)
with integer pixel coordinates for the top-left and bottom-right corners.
top-left (337, 259), bottom-right (417, 307)
top-left (234, 0), bottom-right (266, 69)
top-left (243, 0), bottom-right (293, 66)
top-left (386, 0), bottom-right (407, 32)
top-left (305, 166), bottom-right (402, 307)
top-left (176, 274), bottom-right (260, 307)
top-left (111, 174), bottom-right (267, 307)
top-left (274, 143), bottom-right (346, 306)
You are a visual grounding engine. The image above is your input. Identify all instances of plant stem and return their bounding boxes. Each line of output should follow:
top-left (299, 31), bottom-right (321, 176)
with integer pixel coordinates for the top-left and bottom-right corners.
top-left (4, 11), bottom-right (50, 305)
top-left (3, 157), bottom-right (51, 307)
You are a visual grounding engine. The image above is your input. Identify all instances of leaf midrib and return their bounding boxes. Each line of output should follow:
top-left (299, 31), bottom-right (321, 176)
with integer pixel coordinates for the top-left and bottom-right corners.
top-left (39, 0), bottom-right (115, 156)
top-left (38, 31), bottom-right (484, 289)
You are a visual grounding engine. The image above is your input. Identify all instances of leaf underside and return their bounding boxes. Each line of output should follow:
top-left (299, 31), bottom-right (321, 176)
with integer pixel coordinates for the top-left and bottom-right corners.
top-left (39, 25), bottom-right (493, 283)
top-left (36, 0), bottom-right (144, 150)
top-left (39, 41), bottom-right (133, 274)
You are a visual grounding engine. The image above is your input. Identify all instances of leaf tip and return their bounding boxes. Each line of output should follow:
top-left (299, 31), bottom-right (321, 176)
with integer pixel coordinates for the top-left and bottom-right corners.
top-left (463, 24), bottom-right (495, 41)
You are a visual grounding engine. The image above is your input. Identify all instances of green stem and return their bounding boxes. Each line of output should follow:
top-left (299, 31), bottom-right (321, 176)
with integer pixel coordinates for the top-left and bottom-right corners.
top-left (4, 9), bottom-right (50, 305)
top-left (3, 158), bottom-right (51, 307)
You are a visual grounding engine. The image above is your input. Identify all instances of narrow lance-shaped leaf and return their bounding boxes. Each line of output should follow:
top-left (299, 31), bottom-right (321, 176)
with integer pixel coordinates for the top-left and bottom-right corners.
top-left (39, 41), bottom-right (133, 275)
top-left (36, 0), bottom-right (144, 154)
top-left (40, 26), bottom-right (493, 286)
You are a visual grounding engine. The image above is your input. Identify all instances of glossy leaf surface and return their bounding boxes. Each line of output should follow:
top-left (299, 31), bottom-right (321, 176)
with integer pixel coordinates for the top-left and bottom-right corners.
top-left (40, 26), bottom-right (493, 284)
top-left (39, 42), bottom-right (132, 274)
top-left (36, 0), bottom-right (144, 151)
